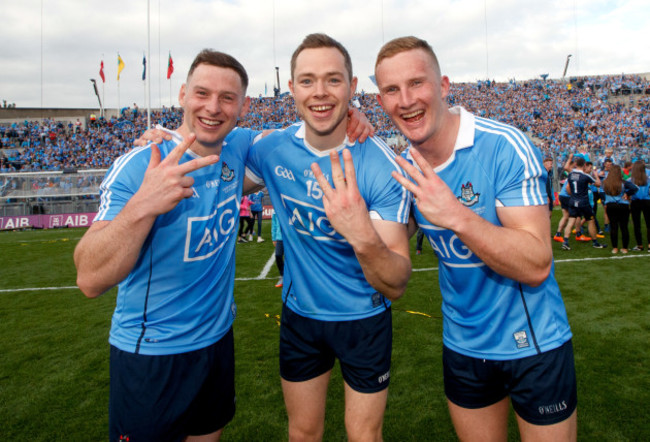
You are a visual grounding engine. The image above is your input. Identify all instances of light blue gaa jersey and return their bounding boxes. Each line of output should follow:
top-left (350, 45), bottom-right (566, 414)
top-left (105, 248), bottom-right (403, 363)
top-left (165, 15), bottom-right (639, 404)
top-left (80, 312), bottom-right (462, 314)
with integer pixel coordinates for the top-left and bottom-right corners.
top-left (603, 180), bottom-right (638, 205)
top-left (95, 127), bottom-right (258, 355)
top-left (411, 107), bottom-right (572, 360)
top-left (630, 169), bottom-right (650, 201)
top-left (559, 180), bottom-right (570, 198)
top-left (246, 122), bottom-right (410, 321)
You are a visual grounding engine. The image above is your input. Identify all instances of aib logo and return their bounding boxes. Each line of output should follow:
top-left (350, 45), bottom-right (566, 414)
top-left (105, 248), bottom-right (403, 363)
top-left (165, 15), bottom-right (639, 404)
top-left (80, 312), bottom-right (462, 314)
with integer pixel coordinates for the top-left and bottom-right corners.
top-left (184, 194), bottom-right (238, 261)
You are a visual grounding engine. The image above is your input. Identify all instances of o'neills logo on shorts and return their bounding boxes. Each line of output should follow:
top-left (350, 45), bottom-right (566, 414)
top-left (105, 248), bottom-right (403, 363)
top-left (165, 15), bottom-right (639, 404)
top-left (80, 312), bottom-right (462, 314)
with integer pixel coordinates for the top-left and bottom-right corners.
top-left (538, 401), bottom-right (568, 415)
top-left (378, 370), bottom-right (390, 384)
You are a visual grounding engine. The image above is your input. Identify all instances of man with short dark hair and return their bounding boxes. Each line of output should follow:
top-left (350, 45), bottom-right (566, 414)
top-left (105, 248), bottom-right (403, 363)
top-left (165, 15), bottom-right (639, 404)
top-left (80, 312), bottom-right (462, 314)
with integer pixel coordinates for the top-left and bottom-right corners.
top-left (246, 33), bottom-right (411, 441)
top-left (75, 49), bottom-right (257, 441)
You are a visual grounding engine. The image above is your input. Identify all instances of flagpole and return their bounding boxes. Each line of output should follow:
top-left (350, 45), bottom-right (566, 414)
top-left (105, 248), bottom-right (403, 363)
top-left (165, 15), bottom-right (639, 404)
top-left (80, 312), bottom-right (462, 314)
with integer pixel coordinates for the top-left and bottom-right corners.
top-left (117, 52), bottom-right (121, 113)
top-left (158, 0), bottom-right (162, 109)
top-left (143, 52), bottom-right (147, 125)
top-left (146, 0), bottom-right (151, 129)
top-left (101, 54), bottom-right (105, 118)
top-left (169, 51), bottom-right (172, 107)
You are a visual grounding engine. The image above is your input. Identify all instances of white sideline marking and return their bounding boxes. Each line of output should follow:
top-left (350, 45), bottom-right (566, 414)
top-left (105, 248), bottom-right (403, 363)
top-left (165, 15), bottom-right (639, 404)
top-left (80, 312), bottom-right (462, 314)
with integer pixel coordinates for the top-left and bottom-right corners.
top-left (2, 254), bottom-right (647, 294)
top-left (413, 253), bottom-right (650, 272)
top-left (236, 253), bottom-right (277, 281)
top-left (0, 286), bottom-right (80, 293)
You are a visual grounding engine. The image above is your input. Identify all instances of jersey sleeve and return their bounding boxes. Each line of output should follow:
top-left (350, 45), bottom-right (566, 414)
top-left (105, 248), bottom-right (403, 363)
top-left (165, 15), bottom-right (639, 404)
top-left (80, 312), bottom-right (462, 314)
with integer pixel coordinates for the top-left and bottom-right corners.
top-left (624, 180), bottom-right (639, 197)
top-left (244, 133), bottom-right (271, 186)
top-left (493, 133), bottom-right (546, 207)
top-left (362, 139), bottom-right (411, 224)
top-left (94, 146), bottom-right (150, 222)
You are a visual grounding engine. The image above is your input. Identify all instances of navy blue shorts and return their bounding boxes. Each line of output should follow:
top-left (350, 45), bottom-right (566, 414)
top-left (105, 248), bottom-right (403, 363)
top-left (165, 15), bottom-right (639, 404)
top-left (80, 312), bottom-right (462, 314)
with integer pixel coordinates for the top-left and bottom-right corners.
top-left (109, 328), bottom-right (236, 441)
top-left (279, 304), bottom-right (392, 393)
top-left (559, 195), bottom-right (570, 211)
top-left (443, 340), bottom-right (577, 425)
top-left (568, 204), bottom-right (594, 220)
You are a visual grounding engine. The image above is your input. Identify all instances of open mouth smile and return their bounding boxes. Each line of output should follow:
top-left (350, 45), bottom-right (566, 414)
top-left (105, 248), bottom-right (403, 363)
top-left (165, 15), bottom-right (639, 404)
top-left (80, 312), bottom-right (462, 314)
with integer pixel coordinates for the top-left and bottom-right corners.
top-left (401, 109), bottom-right (424, 123)
top-left (199, 117), bottom-right (223, 127)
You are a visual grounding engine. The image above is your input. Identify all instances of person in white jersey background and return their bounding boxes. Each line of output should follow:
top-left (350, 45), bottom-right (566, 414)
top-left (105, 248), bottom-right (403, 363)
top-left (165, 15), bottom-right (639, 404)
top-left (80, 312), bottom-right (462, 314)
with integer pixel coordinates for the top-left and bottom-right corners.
top-left (246, 33), bottom-right (411, 441)
top-left (374, 36), bottom-right (577, 441)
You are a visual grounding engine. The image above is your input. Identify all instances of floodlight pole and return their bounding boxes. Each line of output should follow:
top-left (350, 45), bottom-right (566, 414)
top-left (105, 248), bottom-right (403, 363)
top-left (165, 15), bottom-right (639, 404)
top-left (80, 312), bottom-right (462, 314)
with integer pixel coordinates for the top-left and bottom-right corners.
top-left (90, 79), bottom-right (104, 117)
top-left (562, 54), bottom-right (572, 79)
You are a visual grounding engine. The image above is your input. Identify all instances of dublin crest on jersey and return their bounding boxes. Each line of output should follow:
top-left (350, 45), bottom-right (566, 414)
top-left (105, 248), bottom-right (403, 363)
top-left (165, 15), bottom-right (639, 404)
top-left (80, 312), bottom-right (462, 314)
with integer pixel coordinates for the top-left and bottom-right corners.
top-left (457, 181), bottom-right (480, 207)
top-left (221, 162), bottom-right (235, 182)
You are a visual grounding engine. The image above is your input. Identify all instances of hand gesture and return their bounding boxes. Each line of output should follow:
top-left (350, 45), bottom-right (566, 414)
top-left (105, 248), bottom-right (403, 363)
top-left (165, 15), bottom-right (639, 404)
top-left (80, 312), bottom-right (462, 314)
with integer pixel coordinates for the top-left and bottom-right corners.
top-left (392, 148), bottom-right (467, 231)
top-left (346, 108), bottom-right (375, 143)
top-left (133, 133), bottom-right (219, 216)
top-left (310, 149), bottom-right (370, 241)
top-left (134, 128), bottom-right (173, 147)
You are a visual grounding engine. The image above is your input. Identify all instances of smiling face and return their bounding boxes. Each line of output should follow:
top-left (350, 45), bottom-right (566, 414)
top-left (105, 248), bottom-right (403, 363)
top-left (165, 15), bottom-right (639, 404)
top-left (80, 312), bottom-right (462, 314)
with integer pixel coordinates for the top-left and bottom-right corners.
top-left (375, 48), bottom-right (450, 150)
top-left (289, 47), bottom-right (357, 150)
top-left (178, 63), bottom-right (250, 155)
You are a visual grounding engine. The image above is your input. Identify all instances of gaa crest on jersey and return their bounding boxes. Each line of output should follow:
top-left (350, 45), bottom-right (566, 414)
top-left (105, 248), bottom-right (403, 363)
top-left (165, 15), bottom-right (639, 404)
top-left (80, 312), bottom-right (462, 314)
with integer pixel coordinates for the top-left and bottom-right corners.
top-left (221, 162), bottom-right (235, 182)
top-left (457, 181), bottom-right (480, 207)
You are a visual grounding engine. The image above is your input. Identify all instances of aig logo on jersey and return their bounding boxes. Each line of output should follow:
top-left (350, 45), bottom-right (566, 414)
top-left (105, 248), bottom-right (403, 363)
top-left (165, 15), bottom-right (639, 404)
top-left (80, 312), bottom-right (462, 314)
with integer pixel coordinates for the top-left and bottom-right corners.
top-left (184, 194), bottom-right (238, 262)
top-left (280, 194), bottom-right (344, 242)
top-left (275, 165), bottom-right (296, 181)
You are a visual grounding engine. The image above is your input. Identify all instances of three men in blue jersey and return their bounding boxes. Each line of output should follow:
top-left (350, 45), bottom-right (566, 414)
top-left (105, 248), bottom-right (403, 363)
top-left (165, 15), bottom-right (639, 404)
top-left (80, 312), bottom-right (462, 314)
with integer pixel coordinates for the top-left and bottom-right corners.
top-left (375, 37), bottom-right (577, 441)
top-left (246, 33), bottom-right (411, 441)
top-left (75, 33), bottom-right (579, 441)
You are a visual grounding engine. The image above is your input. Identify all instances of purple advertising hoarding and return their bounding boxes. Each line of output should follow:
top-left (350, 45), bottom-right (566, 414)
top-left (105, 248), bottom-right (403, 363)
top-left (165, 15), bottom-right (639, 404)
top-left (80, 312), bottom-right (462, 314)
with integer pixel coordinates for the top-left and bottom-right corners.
top-left (0, 213), bottom-right (95, 230)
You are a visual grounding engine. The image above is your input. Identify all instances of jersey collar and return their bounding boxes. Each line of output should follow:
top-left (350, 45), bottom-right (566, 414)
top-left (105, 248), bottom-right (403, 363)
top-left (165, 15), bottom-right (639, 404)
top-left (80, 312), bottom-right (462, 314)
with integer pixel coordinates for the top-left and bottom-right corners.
top-left (153, 124), bottom-right (229, 159)
top-left (295, 121), bottom-right (354, 157)
top-left (421, 106), bottom-right (475, 172)
top-left (451, 106), bottom-right (475, 152)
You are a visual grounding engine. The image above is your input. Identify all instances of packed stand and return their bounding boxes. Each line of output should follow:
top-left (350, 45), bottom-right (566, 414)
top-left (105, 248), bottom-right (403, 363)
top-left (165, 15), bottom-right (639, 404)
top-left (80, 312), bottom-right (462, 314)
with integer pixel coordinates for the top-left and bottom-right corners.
top-left (1, 74), bottom-right (649, 173)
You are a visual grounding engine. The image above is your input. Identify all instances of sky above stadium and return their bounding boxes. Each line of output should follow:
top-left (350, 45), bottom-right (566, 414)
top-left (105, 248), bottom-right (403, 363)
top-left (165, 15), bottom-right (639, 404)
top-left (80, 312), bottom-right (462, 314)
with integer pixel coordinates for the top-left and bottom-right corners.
top-left (1, 0), bottom-right (648, 110)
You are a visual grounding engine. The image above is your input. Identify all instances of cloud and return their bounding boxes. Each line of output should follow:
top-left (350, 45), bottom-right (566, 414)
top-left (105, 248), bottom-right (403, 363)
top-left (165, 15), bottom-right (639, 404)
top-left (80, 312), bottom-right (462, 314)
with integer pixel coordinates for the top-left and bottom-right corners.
top-left (0, 0), bottom-right (648, 109)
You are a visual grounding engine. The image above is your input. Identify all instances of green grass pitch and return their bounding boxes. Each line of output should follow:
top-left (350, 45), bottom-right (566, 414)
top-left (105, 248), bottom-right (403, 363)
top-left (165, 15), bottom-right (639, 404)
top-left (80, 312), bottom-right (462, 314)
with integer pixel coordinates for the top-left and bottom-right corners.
top-left (0, 209), bottom-right (648, 440)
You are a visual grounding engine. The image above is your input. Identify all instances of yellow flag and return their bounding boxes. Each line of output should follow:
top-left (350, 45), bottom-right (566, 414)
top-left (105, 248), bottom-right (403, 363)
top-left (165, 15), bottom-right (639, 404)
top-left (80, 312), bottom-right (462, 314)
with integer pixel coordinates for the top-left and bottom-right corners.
top-left (117, 54), bottom-right (125, 81)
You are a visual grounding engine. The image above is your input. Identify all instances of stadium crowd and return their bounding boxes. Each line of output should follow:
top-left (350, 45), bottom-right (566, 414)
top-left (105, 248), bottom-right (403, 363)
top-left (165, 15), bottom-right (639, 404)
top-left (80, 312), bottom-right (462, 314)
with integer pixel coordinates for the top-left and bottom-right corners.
top-left (1, 73), bottom-right (649, 173)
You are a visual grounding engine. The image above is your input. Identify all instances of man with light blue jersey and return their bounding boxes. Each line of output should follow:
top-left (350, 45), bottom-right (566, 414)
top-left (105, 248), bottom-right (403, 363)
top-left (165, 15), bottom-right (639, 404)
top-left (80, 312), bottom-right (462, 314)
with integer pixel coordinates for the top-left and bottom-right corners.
top-left (74, 49), bottom-right (258, 442)
top-left (375, 37), bottom-right (577, 441)
top-left (246, 33), bottom-right (411, 441)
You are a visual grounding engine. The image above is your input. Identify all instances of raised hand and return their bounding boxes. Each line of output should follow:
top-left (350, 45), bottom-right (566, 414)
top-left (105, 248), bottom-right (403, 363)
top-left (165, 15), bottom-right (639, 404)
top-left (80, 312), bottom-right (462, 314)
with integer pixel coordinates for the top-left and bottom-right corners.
top-left (133, 128), bottom-right (173, 147)
top-left (311, 148), bottom-right (370, 240)
top-left (392, 148), bottom-right (467, 231)
top-left (346, 108), bottom-right (375, 143)
top-left (133, 133), bottom-right (219, 216)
